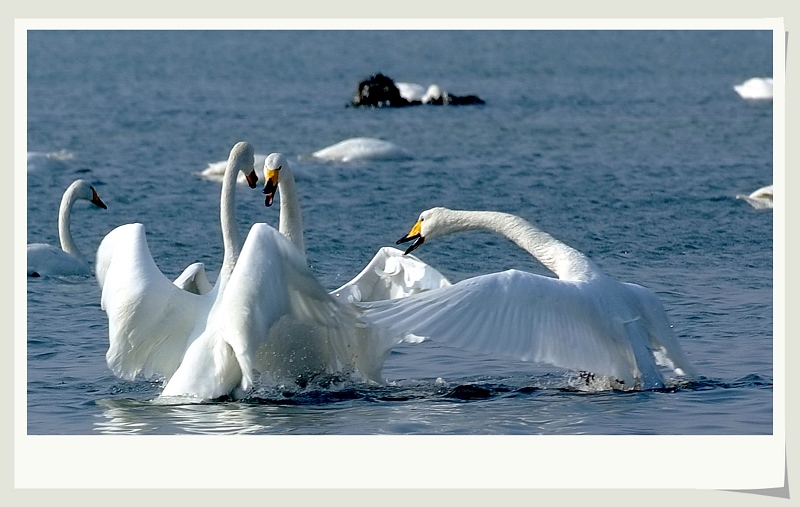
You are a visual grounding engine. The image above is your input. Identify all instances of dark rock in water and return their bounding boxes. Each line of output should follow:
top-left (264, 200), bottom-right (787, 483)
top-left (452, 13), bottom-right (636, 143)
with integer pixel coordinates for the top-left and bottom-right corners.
top-left (351, 73), bottom-right (412, 107)
top-left (445, 384), bottom-right (492, 400)
top-left (350, 73), bottom-right (484, 108)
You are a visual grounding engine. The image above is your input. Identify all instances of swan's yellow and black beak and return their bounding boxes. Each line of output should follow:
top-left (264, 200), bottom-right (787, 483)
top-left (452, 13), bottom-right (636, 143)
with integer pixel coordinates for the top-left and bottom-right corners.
top-left (396, 219), bottom-right (424, 255)
top-left (90, 186), bottom-right (107, 209)
top-left (245, 169), bottom-right (258, 189)
top-left (263, 167), bottom-right (280, 207)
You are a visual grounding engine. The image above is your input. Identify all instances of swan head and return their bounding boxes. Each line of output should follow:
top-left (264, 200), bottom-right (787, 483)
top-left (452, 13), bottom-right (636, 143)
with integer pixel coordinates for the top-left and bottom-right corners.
top-left (69, 179), bottom-right (107, 209)
top-left (230, 141), bottom-right (258, 188)
top-left (396, 207), bottom-right (451, 254)
top-left (262, 152), bottom-right (290, 207)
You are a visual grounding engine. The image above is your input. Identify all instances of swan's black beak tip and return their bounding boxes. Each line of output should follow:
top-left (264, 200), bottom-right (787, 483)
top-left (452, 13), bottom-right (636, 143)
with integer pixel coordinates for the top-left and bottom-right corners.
top-left (397, 234), bottom-right (424, 255)
top-left (263, 179), bottom-right (277, 207)
top-left (245, 170), bottom-right (258, 189)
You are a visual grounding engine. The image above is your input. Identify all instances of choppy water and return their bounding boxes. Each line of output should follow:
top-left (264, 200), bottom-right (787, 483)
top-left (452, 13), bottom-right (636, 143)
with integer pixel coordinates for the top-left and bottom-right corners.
top-left (25, 29), bottom-right (774, 436)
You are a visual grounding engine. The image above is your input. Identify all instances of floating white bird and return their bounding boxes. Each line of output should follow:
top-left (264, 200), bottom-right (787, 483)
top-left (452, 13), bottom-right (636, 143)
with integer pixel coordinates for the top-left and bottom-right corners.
top-left (261, 152), bottom-right (450, 302)
top-left (27, 179), bottom-right (107, 277)
top-left (96, 142), bottom-right (258, 389)
top-left (310, 137), bottom-right (411, 163)
top-left (736, 184), bottom-right (773, 210)
top-left (358, 207), bottom-right (696, 390)
top-left (733, 77), bottom-right (773, 100)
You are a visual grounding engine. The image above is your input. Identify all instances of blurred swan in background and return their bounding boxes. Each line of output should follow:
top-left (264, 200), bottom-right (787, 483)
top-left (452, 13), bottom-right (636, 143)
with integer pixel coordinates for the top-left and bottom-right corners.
top-left (27, 179), bottom-right (107, 277)
top-left (733, 77), bottom-right (773, 100)
top-left (736, 184), bottom-right (773, 210)
top-left (310, 137), bottom-right (412, 163)
top-left (359, 207), bottom-right (696, 391)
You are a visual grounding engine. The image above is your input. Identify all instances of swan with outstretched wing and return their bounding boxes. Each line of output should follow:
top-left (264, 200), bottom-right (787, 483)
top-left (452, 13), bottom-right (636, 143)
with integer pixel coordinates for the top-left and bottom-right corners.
top-left (96, 141), bottom-right (257, 383)
top-left (358, 207), bottom-right (695, 390)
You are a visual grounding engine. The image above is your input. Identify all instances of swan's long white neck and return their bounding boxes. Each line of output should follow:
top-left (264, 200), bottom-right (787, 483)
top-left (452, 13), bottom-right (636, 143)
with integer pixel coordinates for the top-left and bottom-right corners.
top-left (432, 210), bottom-right (599, 281)
top-left (277, 164), bottom-right (306, 256)
top-left (58, 183), bottom-right (83, 260)
top-left (218, 154), bottom-right (244, 291)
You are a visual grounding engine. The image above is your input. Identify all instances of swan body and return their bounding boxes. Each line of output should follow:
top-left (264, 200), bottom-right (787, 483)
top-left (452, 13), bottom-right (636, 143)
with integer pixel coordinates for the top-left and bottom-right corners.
top-left (160, 222), bottom-right (403, 399)
top-left (359, 207), bottom-right (695, 390)
top-left (736, 184), bottom-right (773, 210)
top-left (311, 137), bottom-right (411, 163)
top-left (734, 77), bottom-right (773, 100)
top-left (262, 152), bottom-right (450, 302)
top-left (27, 179), bottom-right (107, 277)
top-left (97, 142), bottom-right (257, 385)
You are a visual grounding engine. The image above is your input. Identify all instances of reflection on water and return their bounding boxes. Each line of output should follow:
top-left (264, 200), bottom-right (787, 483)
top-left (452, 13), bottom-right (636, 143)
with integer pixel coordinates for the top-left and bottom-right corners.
top-left (95, 398), bottom-right (276, 435)
top-left (88, 373), bottom-right (748, 435)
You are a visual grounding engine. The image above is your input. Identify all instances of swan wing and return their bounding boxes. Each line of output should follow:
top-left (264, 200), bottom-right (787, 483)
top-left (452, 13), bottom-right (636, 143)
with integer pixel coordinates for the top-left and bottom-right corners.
top-left (620, 282), bottom-right (695, 377)
top-left (358, 269), bottom-right (647, 385)
top-left (331, 247), bottom-right (452, 303)
top-left (173, 262), bottom-right (214, 295)
top-left (96, 223), bottom-right (208, 381)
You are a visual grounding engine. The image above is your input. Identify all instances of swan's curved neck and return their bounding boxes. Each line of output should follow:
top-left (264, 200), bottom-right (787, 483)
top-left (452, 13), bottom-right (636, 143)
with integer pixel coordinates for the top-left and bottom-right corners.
top-left (437, 210), bottom-right (598, 280)
top-left (277, 165), bottom-right (306, 256)
top-left (58, 186), bottom-right (83, 260)
top-left (218, 158), bottom-right (242, 290)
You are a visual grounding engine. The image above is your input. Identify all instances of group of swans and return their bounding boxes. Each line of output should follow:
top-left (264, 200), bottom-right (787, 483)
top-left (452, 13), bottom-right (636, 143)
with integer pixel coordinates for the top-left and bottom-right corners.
top-left (27, 179), bottom-right (108, 277)
top-left (38, 142), bottom-right (694, 399)
top-left (95, 143), bottom-right (449, 401)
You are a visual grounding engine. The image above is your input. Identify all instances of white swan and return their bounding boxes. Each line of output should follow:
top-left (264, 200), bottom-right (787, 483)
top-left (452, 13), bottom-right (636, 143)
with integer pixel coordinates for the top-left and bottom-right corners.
top-left (27, 179), bottom-right (107, 277)
top-left (358, 207), bottom-right (696, 390)
top-left (96, 141), bottom-right (257, 387)
top-left (160, 222), bottom-right (403, 399)
top-left (733, 77), bottom-right (773, 100)
top-left (736, 184), bottom-right (773, 210)
top-left (310, 137), bottom-right (412, 163)
top-left (261, 152), bottom-right (450, 302)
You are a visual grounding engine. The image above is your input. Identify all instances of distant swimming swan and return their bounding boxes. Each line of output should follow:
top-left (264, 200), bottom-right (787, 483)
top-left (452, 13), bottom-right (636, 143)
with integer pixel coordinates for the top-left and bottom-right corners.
top-left (310, 137), bottom-right (411, 163)
top-left (359, 207), bottom-right (696, 390)
top-left (733, 77), bottom-right (773, 100)
top-left (27, 179), bottom-right (107, 277)
top-left (736, 184), bottom-right (773, 210)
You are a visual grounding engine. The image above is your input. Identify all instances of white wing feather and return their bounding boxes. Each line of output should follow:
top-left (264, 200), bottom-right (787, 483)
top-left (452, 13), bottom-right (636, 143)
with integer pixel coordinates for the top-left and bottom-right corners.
top-left (358, 269), bottom-right (683, 388)
top-left (173, 262), bottom-right (214, 295)
top-left (96, 223), bottom-right (212, 381)
top-left (331, 246), bottom-right (451, 303)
